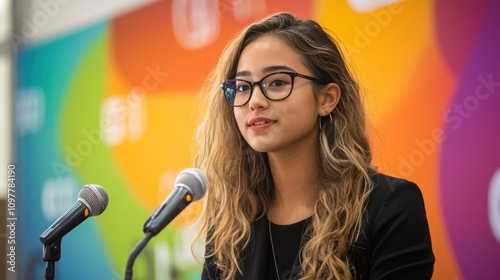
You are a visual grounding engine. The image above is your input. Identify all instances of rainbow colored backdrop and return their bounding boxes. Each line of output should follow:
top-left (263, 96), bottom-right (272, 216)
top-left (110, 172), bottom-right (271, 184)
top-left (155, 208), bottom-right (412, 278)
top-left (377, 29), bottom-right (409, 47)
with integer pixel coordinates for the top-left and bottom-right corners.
top-left (15, 1), bottom-right (500, 279)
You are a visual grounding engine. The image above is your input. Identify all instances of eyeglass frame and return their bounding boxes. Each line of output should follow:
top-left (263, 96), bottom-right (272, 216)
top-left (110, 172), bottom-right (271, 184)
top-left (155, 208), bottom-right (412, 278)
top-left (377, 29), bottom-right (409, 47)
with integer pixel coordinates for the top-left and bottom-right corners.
top-left (221, 71), bottom-right (328, 107)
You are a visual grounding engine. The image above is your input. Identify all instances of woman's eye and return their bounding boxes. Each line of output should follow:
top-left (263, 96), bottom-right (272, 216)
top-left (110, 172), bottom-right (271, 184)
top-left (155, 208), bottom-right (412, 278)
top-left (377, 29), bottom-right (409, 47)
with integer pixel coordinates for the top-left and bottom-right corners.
top-left (236, 84), bottom-right (250, 92)
top-left (269, 79), bottom-right (287, 87)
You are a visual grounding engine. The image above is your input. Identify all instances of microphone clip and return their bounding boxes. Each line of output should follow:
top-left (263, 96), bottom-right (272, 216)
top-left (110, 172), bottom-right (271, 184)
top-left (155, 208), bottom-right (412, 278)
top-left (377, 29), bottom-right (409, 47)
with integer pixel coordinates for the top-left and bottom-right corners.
top-left (42, 238), bottom-right (62, 280)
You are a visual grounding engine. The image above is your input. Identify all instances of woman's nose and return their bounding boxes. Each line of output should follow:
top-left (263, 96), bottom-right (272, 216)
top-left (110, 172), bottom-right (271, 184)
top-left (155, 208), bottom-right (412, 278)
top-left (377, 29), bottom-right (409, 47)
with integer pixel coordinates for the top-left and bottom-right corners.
top-left (248, 86), bottom-right (269, 110)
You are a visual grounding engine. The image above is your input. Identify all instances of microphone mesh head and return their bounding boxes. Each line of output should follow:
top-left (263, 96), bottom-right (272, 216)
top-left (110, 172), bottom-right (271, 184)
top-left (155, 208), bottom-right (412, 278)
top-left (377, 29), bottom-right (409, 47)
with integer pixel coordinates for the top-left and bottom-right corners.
top-left (78, 184), bottom-right (109, 216)
top-left (175, 168), bottom-right (208, 201)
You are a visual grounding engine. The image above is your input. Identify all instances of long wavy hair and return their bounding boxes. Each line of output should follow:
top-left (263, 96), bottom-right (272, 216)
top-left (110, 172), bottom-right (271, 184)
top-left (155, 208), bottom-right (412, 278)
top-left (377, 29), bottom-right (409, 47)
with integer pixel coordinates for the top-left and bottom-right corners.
top-left (194, 12), bottom-right (374, 280)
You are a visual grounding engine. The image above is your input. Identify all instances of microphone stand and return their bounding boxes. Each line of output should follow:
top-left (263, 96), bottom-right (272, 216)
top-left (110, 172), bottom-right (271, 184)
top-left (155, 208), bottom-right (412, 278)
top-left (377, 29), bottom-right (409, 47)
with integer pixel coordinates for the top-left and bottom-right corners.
top-left (124, 232), bottom-right (153, 280)
top-left (42, 239), bottom-right (61, 280)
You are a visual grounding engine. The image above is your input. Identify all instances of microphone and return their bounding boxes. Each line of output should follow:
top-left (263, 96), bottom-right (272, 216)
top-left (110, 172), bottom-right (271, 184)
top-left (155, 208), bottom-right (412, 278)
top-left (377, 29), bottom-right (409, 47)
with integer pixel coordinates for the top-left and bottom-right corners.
top-left (39, 184), bottom-right (109, 245)
top-left (125, 168), bottom-right (207, 280)
top-left (143, 168), bottom-right (208, 235)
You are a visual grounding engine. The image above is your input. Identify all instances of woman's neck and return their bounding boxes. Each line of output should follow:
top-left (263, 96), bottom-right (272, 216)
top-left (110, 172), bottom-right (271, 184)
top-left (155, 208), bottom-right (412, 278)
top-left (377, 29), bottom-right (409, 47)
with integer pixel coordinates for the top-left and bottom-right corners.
top-left (267, 146), bottom-right (320, 225)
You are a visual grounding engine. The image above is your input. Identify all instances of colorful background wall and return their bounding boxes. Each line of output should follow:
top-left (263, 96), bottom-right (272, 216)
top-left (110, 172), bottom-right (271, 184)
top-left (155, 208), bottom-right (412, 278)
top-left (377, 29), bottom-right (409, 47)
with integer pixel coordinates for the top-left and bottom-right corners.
top-left (12, 0), bottom-right (500, 279)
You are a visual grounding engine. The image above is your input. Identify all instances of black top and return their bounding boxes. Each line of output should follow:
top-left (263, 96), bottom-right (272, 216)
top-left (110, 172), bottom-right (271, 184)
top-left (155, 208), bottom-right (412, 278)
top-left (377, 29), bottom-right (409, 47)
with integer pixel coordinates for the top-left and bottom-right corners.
top-left (202, 173), bottom-right (435, 280)
top-left (265, 218), bottom-right (308, 279)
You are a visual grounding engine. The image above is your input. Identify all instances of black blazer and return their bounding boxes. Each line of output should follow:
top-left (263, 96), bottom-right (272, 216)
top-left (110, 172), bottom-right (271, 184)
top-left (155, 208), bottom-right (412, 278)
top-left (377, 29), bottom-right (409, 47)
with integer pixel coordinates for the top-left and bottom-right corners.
top-left (202, 173), bottom-right (435, 279)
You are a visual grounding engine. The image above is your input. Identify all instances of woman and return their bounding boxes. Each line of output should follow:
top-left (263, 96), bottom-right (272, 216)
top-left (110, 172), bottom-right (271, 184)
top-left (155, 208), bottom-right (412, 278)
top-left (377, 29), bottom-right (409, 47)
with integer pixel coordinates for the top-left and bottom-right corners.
top-left (194, 12), bottom-right (434, 280)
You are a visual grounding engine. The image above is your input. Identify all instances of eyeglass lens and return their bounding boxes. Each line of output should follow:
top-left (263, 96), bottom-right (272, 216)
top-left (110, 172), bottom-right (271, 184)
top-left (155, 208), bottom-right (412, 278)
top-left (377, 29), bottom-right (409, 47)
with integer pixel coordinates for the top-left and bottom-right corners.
top-left (224, 72), bottom-right (294, 106)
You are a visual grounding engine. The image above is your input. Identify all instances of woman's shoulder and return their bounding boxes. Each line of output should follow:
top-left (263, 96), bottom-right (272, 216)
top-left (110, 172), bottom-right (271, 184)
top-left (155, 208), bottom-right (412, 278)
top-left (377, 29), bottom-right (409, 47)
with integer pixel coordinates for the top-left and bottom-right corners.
top-left (370, 172), bottom-right (418, 191)
top-left (368, 172), bottom-right (423, 204)
top-left (365, 172), bottom-right (427, 226)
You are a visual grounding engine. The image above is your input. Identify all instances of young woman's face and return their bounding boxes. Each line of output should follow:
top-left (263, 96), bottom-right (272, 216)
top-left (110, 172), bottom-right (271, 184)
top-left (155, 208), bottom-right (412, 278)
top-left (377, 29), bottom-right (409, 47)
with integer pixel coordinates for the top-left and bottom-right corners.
top-left (234, 34), bottom-right (321, 154)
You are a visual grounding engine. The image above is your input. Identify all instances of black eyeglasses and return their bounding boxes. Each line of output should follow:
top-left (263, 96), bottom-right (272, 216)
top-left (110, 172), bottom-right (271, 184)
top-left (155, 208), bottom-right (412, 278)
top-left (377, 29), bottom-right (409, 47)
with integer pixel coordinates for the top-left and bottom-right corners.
top-left (221, 71), bottom-right (326, 107)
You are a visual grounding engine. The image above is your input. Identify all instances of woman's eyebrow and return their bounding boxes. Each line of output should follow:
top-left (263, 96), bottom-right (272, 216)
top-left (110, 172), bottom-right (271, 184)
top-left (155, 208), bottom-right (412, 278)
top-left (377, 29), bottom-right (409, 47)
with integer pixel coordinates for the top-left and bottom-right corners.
top-left (235, 70), bottom-right (251, 78)
top-left (235, 65), bottom-right (296, 78)
top-left (262, 65), bottom-right (295, 73)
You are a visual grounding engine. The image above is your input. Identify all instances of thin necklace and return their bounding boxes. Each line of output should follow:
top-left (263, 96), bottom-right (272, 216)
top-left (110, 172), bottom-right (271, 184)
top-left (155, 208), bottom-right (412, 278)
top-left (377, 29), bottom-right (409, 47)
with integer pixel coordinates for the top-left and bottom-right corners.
top-left (268, 220), bottom-right (281, 280)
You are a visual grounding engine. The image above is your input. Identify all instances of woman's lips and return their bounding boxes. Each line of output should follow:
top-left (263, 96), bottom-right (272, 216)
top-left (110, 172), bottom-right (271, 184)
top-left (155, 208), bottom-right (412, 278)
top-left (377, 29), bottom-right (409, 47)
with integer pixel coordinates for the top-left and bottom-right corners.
top-left (248, 117), bottom-right (276, 131)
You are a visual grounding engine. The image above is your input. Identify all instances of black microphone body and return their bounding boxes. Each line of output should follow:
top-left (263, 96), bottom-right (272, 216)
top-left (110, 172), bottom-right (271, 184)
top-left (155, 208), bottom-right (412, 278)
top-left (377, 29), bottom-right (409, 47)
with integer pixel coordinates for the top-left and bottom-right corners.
top-left (142, 168), bottom-right (207, 235)
top-left (39, 184), bottom-right (109, 245)
top-left (40, 200), bottom-right (90, 245)
top-left (143, 186), bottom-right (192, 236)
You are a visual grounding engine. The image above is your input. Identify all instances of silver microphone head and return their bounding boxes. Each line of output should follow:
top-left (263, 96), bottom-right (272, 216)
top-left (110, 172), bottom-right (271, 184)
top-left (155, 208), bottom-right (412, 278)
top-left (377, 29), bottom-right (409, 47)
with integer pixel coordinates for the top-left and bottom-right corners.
top-left (174, 168), bottom-right (208, 201)
top-left (78, 184), bottom-right (109, 216)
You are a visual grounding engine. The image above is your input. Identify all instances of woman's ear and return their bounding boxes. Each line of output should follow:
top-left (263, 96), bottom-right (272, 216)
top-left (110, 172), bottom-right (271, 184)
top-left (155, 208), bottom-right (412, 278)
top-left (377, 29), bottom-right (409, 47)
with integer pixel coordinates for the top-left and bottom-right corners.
top-left (318, 83), bottom-right (341, 116)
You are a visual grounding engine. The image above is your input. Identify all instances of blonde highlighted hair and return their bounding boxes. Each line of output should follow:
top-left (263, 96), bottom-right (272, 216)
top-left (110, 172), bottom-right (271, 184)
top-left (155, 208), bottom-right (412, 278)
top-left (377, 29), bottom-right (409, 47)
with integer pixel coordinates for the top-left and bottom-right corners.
top-left (194, 12), bottom-right (374, 280)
